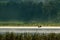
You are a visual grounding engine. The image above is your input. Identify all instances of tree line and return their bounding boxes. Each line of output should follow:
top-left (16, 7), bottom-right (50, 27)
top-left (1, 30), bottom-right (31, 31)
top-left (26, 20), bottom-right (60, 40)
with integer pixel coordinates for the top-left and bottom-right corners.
top-left (0, 0), bottom-right (60, 23)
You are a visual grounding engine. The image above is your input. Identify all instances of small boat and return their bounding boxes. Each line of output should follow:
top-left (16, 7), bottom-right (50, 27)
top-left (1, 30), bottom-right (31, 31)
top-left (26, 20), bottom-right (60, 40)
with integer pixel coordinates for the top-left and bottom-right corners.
top-left (38, 25), bottom-right (42, 27)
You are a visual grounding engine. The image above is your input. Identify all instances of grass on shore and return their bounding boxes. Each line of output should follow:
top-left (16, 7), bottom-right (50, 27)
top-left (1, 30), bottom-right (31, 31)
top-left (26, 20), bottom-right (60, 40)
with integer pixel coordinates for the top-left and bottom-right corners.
top-left (0, 32), bottom-right (60, 40)
top-left (0, 21), bottom-right (60, 26)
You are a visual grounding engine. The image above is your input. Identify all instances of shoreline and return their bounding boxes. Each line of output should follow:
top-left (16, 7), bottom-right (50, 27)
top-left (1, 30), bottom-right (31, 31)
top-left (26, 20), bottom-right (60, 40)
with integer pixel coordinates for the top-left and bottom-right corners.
top-left (0, 26), bottom-right (60, 27)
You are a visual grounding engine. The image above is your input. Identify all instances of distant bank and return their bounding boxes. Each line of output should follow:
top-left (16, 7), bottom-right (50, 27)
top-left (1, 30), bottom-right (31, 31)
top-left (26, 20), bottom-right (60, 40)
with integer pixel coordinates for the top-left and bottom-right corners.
top-left (0, 26), bottom-right (58, 27)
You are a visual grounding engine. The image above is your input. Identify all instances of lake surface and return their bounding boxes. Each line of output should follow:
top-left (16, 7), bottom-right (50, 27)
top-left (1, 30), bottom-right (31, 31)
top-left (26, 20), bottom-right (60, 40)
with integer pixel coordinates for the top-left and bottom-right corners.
top-left (0, 27), bottom-right (60, 33)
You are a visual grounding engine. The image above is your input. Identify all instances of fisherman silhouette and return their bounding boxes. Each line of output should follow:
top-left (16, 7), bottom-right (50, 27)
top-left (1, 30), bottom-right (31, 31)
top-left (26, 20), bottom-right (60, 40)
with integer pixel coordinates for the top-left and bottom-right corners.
top-left (38, 25), bottom-right (42, 27)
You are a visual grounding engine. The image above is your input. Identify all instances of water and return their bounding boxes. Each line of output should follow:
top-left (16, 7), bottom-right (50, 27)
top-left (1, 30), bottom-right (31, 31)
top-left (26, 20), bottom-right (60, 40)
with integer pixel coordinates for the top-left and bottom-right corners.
top-left (0, 27), bottom-right (60, 33)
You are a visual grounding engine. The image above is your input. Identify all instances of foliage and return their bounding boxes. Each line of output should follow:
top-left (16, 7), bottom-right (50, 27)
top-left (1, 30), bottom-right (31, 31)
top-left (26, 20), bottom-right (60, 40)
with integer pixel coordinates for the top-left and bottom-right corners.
top-left (0, 32), bottom-right (60, 40)
top-left (0, 0), bottom-right (60, 26)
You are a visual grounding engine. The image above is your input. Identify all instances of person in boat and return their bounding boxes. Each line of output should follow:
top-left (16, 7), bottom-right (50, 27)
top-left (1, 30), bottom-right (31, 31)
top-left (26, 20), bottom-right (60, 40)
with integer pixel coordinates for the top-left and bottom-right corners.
top-left (38, 25), bottom-right (42, 27)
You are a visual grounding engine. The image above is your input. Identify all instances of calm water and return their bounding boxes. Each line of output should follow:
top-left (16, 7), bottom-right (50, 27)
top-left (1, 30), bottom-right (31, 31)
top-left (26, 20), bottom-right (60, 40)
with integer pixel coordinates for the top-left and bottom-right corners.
top-left (0, 27), bottom-right (60, 33)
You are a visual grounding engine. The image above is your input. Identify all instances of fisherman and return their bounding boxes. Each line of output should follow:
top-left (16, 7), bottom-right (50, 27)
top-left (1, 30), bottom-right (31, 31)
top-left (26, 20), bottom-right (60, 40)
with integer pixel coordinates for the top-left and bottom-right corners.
top-left (38, 25), bottom-right (42, 27)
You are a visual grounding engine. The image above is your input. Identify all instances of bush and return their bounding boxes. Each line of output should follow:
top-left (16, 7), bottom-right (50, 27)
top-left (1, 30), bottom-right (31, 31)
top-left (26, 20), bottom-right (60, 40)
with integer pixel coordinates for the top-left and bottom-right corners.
top-left (0, 32), bottom-right (60, 40)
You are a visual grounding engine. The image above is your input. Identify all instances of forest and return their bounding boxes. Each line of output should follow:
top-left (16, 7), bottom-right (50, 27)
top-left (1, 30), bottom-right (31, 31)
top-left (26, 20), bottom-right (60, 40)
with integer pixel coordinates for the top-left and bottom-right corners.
top-left (0, 0), bottom-right (60, 26)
